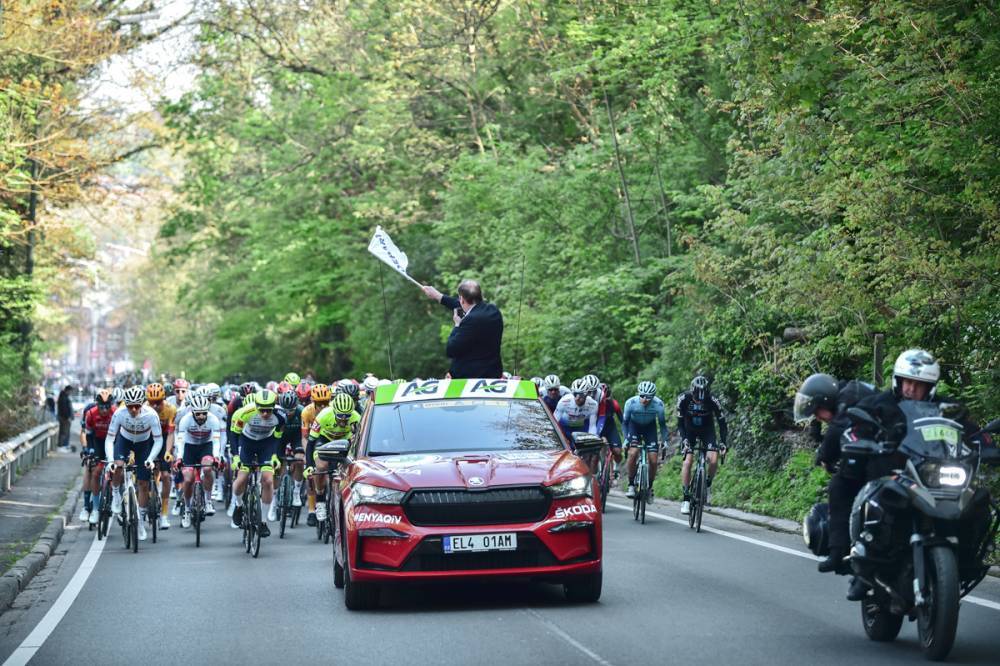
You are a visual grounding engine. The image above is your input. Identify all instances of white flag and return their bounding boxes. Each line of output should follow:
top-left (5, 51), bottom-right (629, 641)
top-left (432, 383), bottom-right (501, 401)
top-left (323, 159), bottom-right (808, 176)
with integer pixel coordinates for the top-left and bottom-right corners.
top-left (368, 226), bottom-right (420, 286)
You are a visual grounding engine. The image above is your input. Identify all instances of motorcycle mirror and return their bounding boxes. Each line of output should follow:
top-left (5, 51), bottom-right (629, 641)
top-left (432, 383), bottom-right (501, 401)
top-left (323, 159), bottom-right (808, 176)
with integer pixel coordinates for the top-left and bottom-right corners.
top-left (983, 418), bottom-right (1000, 435)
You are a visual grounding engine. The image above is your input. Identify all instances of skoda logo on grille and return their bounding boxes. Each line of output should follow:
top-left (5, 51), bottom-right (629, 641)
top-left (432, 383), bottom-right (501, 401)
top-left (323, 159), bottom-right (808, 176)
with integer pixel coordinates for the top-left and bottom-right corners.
top-left (468, 476), bottom-right (485, 487)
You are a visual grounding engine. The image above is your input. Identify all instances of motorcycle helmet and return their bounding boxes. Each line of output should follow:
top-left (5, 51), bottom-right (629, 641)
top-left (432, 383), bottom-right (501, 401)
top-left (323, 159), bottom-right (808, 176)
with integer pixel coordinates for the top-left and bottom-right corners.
top-left (892, 349), bottom-right (940, 399)
top-left (793, 373), bottom-right (839, 423)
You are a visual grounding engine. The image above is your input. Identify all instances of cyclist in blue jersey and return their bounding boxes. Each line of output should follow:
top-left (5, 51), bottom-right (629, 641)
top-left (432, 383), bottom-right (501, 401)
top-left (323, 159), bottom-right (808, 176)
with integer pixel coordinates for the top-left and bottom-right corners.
top-left (622, 381), bottom-right (668, 500)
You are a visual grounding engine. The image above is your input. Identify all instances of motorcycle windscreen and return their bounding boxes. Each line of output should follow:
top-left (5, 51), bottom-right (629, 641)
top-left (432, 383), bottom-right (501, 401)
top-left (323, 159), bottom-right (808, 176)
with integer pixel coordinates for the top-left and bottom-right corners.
top-left (897, 400), bottom-right (968, 460)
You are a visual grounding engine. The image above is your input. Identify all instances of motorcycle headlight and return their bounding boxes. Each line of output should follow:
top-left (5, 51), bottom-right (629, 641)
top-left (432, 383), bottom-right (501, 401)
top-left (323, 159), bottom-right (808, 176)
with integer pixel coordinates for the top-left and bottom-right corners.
top-left (350, 482), bottom-right (406, 505)
top-left (918, 463), bottom-right (969, 489)
top-left (937, 465), bottom-right (968, 487)
top-left (549, 475), bottom-right (592, 499)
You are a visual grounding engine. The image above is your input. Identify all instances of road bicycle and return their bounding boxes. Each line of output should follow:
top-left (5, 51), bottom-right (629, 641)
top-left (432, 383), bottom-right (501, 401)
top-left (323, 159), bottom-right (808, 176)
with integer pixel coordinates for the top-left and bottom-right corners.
top-left (594, 443), bottom-right (615, 513)
top-left (146, 472), bottom-right (160, 544)
top-left (81, 452), bottom-right (102, 532)
top-left (630, 437), bottom-right (653, 524)
top-left (116, 463), bottom-right (142, 553)
top-left (185, 462), bottom-right (212, 547)
top-left (240, 463), bottom-right (264, 558)
top-left (309, 466), bottom-right (340, 544)
top-left (276, 453), bottom-right (303, 538)
top-left (687, 439), bottom-right (725, 533)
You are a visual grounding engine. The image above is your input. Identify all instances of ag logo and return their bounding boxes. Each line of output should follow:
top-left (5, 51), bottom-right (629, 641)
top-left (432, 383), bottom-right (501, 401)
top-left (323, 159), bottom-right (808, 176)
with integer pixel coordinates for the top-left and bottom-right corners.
top-left (468, 476), bottom-right (485, 487)
top-left (461, 379), bottom-right (517, 398)
top-left (396, 379), bottom-right (450, 402)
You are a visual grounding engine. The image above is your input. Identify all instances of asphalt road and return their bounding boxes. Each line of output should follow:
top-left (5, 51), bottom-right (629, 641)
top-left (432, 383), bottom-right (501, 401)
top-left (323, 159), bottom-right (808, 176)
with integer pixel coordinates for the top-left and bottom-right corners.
top-left (2, 496), bottom-right (999, 666)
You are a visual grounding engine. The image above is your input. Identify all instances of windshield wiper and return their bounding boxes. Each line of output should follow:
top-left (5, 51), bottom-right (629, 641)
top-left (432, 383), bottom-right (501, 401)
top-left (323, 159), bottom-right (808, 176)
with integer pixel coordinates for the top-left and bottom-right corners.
top-left (370, 451), bottom-right (405, 456)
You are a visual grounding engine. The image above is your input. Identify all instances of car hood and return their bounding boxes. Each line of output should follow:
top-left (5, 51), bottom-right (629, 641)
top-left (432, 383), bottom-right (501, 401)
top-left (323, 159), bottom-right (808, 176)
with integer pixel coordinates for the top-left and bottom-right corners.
top-left (352, 450), bottom-right (585, 491)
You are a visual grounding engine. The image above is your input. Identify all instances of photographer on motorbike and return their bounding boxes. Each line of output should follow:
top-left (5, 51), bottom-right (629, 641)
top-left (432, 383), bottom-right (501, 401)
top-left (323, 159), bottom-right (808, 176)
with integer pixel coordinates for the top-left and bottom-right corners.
top-left (794, 374), bottom-right (876, 577)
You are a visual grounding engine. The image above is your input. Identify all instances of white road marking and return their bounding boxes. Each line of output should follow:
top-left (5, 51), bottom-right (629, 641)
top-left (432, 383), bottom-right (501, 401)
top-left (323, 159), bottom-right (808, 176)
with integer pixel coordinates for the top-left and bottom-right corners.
top-left (605, 501), bottom-right (1000, 613)
top-left (0, 500), bottom-right (59, 509)
top-left (523, 608), bottom-right (614, 666)
top-left (3, 532), bottom-right (106, 666)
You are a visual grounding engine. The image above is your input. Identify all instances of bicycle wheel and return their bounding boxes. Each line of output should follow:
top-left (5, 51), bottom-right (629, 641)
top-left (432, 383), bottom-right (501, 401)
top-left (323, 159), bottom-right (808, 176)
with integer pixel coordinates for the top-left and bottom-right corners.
top-left (98, 483), bottom-right (111, 540)
top-left (639, 464), bottom-right (647, 525)
top-left (129, 492), bottom-right (139, 553)
top-left (688, 468), bottom-right (701, 530)
top-left (695, 466), bottom-right (707, 533)
top-left (598, 454), bottom-right (611, 513)
top-left (194, 484), bottom-right (203, 548)
top-left (250, 490), bottom-right (262, 558)
top-left (279, 474), bottom-right (291, 538)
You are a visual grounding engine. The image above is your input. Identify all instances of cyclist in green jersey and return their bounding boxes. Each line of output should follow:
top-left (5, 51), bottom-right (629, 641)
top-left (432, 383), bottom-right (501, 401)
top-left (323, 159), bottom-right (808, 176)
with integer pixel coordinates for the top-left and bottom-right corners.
top-left (306, 393), bottom-right (360, 523)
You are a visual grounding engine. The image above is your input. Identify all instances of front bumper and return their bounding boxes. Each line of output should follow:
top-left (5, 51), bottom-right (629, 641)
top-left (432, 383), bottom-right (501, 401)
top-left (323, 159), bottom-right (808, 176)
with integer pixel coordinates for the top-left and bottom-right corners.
top-left (345, 496), bottom-right (603, 583)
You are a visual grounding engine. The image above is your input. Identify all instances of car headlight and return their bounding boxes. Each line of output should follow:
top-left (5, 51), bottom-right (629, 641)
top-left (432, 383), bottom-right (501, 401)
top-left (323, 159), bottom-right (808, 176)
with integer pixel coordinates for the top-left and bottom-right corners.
top-left (549, 475), bottom-right (592, 499)
top-left (351, 482), bottom-right (406, 505)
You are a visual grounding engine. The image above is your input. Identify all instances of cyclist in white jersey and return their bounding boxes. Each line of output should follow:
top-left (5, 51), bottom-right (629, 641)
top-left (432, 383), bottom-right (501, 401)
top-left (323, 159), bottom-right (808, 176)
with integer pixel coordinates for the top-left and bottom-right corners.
top-left (175, 395), bottom-right (224, 528)
top-left (105, 386), bottom-right (164, 541)
top-left (553, 379), bottom-right (600, 441)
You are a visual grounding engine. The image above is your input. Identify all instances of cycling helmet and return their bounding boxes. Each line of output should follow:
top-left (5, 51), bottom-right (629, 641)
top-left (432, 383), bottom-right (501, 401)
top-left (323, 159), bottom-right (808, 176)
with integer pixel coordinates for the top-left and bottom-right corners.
top-left (542, 374), bottom-right (561, 391)
top-left (276, 380), bottom-right (293, 394)
top-left (254, 389), bottom-right (277, 409)
top-left (239, 382), bottom-right (257, 397)
top-left (582, 374), bottom-right (600, 393)
top-left (691, 375), bottom-right (710, 401)
top-left (296, 381), bottom-right (313, 401)
top-left (637, 381), bottom-right (657, 398)
top-left (163, 382), bottom-right (174, 397)
top-left (530, 376), bottom-right (542, 387)
top-left (793, 373), bottom-right (839, 423)
top-left (501, 371), bottom-right (513, 380)
top-left (599, 382), bottom-right (612, 400)
top-left (204, 382), bottom-right (221, 401)
top-left (332, 393), bottom-right (355, 416)
top-left (892, 349), bottom-right (940, 398)
top-left (264, 380), bottom-right (277, 392)
top-left (146, 383), bottom-right (165, 402)
top-left (189, 394), bottom-right (210, 413)
top-left (174, 378), bottom-right (190, 390)
top-left (279, 390), bottom-right (298, 410)
top-left (95, 389), bottom-right (112, 408)
top-left (362, 376), bottom-right (379, 392)
top-left (111, 387), bottom-right (125, 404)
top-left (311, 383), bottom-right (332, 404)
top-left (337, 379), bottom-right (360, 399)
top-left (283, 372), bottom-right (301, 386)
top-left (124, 385), bottom-right (145, 406)
top-left (242, 393), bottom-right (256, 408)
top-left (570, 378), bottom-right (588, 395)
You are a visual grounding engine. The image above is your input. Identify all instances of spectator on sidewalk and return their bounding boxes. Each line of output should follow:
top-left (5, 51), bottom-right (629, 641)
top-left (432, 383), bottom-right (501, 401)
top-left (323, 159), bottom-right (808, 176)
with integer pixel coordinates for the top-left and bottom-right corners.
top-left (57, 385), bottom-right (74, 450)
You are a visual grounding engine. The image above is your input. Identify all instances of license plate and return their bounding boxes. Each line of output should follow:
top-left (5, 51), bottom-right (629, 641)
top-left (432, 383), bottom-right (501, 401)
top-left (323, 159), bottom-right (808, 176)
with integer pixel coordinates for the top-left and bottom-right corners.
top-left (443, 532), bottom-right (517, 553)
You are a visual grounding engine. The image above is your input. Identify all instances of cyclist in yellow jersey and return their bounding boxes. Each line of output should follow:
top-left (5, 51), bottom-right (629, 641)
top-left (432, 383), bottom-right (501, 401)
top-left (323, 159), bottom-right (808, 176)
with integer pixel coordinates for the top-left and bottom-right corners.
top-left (307, 393), bottom-right (359, 524)
top-left (300, 383), bottom-right (331, 526)
top-left (146, 383), bottom-right (177, 530)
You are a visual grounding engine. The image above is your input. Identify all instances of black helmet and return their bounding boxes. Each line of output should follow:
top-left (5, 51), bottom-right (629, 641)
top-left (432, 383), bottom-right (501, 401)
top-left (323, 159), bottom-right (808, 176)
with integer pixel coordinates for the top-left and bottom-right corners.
top-left (802, 502), bottom-right (830, 557)
top-left (793, 373), bottom-right (839, 423)
top-left (163, 382), bottom-right (174, 397)
top-left (278, 390), bottom-right (298, 410)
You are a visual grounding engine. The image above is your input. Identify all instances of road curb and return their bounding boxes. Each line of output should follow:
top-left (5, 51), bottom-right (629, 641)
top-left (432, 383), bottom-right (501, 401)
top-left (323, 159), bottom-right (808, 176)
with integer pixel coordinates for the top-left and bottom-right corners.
top-left (0, 473), bottom-right (82, 612)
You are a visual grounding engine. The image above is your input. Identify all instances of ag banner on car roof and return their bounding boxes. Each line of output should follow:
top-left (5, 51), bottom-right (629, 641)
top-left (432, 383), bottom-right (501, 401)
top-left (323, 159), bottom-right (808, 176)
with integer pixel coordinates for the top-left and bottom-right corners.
top-left (375, 378), bottom-right (536, 404)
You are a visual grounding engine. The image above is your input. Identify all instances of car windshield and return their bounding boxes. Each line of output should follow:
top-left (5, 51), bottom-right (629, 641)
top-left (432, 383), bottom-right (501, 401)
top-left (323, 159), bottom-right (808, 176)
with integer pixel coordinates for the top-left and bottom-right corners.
top-left (365, 399), bottom-right (564, 456)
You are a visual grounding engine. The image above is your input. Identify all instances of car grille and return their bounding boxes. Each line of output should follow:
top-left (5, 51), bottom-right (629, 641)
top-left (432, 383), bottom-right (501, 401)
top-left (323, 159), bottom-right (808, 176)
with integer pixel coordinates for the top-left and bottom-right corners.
top-left (400, 534), bottom-right (557, 571)
top-left (403, 486), bottom-right (551, 526)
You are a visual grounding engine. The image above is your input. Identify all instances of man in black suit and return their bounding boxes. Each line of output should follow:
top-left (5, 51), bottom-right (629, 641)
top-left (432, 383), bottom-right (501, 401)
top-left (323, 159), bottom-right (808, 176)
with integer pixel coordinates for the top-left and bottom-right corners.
top-left (421, 280), bottom-right (503, 378)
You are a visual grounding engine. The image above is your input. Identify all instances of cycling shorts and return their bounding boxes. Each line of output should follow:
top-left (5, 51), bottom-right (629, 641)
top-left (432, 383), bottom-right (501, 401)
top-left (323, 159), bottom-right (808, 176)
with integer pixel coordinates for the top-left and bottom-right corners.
top-left (86, 434), bottom-right (108, 460)
top-left (239, 435), bottom-right (278, 471)
top-left (625, 423), bottom-right (659, 451)
top-left (112, 434), bottom-right (153, 482)
top-left (601, 424), bottom-right (622, 449)
top-left (681, 430), bottom-right (721, 455)
top-left (182, 443), bottom-right (214, 467)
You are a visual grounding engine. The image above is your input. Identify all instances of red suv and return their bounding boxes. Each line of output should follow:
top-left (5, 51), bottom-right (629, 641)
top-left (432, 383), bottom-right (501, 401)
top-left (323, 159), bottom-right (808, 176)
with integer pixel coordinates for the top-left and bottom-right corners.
top-left (317, 378), bottom-right (603, 610)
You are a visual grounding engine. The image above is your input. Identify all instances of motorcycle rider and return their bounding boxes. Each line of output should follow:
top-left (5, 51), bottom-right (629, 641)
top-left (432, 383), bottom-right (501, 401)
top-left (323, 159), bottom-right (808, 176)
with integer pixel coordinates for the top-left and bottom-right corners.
top-left (838, 349), bottom-right (989, 600)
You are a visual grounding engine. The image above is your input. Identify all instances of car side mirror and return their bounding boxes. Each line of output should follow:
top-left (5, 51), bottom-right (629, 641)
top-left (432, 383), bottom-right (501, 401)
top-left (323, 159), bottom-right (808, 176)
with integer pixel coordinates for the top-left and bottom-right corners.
top-left (316, 439), bottom-right (351, 465)
top-left (571, 432), bottom-right (603, 456)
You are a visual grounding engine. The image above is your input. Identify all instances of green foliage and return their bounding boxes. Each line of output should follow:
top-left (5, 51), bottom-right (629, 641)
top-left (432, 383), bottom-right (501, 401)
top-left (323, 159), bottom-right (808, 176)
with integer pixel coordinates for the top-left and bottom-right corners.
top-left (145, 0), bottom-right (998, 470)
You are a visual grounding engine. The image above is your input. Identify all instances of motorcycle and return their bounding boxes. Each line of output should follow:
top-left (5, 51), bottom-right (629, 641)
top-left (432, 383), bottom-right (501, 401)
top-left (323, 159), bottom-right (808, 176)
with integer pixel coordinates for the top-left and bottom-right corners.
top-left (805, 401), bottom-right (1000, 661)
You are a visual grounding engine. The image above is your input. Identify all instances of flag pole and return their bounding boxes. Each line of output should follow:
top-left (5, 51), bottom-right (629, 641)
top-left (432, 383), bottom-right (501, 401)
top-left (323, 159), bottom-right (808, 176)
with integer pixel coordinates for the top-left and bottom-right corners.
top-left (513, 254), bottom-right (525, 376)
top-left (378, 263), bottom-right (396, 380)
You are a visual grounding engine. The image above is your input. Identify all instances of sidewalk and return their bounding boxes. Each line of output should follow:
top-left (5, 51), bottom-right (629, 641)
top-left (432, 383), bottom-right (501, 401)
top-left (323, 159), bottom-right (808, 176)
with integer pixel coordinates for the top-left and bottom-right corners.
top-left (0, 449), bottom-right (81, 576)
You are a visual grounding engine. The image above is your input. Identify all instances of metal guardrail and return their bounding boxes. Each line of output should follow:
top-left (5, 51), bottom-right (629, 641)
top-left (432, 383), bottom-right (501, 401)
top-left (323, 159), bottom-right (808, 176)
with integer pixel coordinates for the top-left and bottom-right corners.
top-left (0, 422), bottom-right (59, 492)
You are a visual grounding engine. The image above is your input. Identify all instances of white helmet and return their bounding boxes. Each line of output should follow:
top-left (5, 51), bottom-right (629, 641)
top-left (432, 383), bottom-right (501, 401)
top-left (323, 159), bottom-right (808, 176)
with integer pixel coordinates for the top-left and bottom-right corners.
top-left (542, 374), bottom-right (561, 390)
top-left (892, 349), bottom-right (940, 398)
top-left (363, 376), bottom-right (379, 392)
top-left (204, 382), bottom-right (221, 400)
